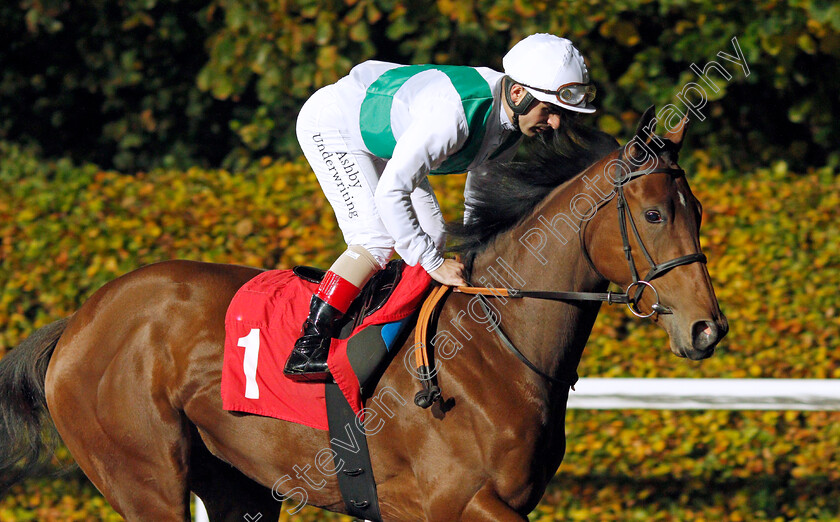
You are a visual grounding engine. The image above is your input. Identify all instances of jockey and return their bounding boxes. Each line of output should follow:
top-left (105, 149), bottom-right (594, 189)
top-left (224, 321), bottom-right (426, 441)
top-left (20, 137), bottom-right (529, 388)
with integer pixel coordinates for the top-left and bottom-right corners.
top-left (285, 33), bottom-right (597, 381)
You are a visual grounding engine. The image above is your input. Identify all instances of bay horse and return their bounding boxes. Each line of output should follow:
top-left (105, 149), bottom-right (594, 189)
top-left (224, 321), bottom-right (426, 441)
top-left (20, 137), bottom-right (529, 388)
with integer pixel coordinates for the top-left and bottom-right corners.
top-left (0, 107), bottom-right (727, 521)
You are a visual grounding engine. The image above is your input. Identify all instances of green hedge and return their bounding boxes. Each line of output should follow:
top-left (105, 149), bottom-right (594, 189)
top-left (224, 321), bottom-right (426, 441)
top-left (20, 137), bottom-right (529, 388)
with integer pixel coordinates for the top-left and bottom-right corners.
top-left (202, 0), bottom-right (840, 171)
top-left (2, 1), bottom-right (839, 171)
top-left (1, 143), bottom-right (838, 519)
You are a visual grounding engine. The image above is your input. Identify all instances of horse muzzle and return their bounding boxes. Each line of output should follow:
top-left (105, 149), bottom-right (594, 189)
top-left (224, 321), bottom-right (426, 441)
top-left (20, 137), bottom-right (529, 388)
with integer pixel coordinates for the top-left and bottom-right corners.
top-left (673, 314), bottom-right (728, 360)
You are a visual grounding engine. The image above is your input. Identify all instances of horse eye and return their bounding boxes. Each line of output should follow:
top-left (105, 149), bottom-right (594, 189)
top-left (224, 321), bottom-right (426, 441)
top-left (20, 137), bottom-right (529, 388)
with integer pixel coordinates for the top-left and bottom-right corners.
top-left (645, 210), bottom-right (663, 223)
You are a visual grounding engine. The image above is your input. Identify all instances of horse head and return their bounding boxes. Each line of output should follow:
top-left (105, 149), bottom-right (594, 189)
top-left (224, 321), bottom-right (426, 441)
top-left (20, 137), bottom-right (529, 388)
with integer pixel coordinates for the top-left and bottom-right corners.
top-left (582, 106), bottom-right (728, 360)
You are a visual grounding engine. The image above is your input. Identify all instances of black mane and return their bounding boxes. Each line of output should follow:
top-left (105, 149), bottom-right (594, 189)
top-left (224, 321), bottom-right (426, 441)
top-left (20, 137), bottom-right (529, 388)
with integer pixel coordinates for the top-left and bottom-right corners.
top-left (449, 120), bottom-right (619, 258)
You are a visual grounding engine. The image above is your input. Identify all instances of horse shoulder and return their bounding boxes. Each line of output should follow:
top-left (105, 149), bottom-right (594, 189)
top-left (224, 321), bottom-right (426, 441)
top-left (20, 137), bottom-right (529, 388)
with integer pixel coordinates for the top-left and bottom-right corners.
top-left (364, 295), bottom-right (563, 519)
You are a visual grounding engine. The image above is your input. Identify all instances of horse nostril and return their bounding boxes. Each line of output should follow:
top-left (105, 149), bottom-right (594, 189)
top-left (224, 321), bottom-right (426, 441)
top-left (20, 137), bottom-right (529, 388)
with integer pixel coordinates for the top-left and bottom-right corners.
top-left (691, 320), bottom-right (718, 351)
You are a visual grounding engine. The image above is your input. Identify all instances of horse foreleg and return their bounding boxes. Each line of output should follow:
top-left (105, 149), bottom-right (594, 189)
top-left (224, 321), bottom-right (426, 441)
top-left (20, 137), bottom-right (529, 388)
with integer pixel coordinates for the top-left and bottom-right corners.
top-left (459, 486), bottom-right (528, 522)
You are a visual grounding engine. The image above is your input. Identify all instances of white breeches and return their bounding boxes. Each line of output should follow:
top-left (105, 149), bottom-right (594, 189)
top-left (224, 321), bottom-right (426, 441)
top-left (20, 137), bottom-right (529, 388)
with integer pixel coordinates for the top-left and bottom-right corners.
top-left (295, 85), bottom-right (446, 269)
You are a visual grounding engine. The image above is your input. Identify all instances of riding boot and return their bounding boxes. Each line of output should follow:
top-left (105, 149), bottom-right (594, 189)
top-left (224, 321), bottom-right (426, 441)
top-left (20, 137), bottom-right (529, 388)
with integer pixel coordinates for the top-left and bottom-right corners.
top-left (283, 271), bottom-right (361, 382)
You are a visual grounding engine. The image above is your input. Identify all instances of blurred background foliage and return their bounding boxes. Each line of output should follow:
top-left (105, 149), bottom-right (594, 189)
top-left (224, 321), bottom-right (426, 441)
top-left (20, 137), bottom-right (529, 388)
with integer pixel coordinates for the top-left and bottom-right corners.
top-left (0, 0), bottom-right (236, 170)
top-left (1, 142), bottom-right (838, 520)
top-left (2, 0), bottom-right (840, 520)
top-left (1, 0), bottom-right (839, 171)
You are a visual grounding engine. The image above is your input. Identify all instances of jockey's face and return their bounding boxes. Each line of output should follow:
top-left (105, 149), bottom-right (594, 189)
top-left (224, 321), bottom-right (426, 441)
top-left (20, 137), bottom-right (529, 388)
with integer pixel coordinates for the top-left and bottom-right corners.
top-left (518, 102), bottom-right (564, 137)
top-left (505, 83), bottom-right (565, 137)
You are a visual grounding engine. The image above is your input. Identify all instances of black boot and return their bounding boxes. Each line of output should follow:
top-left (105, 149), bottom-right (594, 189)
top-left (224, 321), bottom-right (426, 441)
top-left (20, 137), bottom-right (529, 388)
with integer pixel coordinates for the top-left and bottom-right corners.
top-left (283, 295), bottom-right (343, 381)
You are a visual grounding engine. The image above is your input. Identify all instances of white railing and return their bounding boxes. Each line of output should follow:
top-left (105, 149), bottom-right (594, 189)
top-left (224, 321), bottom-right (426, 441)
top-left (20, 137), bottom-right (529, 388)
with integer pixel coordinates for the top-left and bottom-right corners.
top-left (192, 378), bottom-right (840, 520)
top-left (194, 497), bottom-right (209, 522)
top-left (566, 378), bottom-right (840, 410)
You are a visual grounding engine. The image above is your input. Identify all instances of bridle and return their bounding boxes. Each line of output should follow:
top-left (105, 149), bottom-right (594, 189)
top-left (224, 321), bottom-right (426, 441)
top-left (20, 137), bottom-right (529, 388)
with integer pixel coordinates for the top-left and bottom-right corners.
top-left (450, 145), bottom-right (708, 389)
top-left (581, 145), bottom-right (708, 317)
top-left (461, 145), bottom-right (707, 314)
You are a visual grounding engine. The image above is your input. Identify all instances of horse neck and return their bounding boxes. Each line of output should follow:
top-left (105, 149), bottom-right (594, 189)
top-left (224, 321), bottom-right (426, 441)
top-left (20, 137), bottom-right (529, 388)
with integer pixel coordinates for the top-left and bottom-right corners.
top-left (469, 171), bottom-right (609, 384)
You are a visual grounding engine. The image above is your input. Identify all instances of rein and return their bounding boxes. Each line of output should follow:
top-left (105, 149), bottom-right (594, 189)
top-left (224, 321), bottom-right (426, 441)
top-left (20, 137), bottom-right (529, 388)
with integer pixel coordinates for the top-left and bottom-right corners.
top-left (471, 293), bottom-right (578, 389)
top-left (412, 284), bottom-right (578, 409)
top-left (453, 285), bottom-right (629, 304)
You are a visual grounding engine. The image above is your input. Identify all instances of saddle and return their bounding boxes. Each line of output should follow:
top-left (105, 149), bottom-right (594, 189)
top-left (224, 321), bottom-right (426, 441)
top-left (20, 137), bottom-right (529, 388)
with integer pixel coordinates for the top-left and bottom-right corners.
top-left (293, 259), bottom-right (404, 340)
top-left (222, 260), bottom-right (433, 522)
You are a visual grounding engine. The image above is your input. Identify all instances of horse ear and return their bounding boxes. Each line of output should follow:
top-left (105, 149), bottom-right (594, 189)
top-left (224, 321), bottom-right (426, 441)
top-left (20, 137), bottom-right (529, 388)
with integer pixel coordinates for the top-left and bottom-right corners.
top-left (626, 105), bottom-right (657, 160)
top-left (664, 115), bottom-right (690, 150)
top-left (634, 105), bottom-right (657, 144)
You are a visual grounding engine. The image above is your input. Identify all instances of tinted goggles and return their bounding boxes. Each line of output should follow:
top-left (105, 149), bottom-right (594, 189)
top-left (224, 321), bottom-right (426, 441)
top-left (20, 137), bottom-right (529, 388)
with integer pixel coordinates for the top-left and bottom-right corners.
top-left (522, 81), bottom-right (597, 107)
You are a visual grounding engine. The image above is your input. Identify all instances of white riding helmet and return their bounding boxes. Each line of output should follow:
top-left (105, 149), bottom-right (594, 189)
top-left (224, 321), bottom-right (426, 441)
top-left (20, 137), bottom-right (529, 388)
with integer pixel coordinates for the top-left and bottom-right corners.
top-left (503, 34), bottom-right (596, 114)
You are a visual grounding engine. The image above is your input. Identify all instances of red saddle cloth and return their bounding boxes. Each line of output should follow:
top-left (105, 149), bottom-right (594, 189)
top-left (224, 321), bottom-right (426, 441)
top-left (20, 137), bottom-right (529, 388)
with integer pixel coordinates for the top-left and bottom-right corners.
top-left (221, 262), bottom-right (431, 430)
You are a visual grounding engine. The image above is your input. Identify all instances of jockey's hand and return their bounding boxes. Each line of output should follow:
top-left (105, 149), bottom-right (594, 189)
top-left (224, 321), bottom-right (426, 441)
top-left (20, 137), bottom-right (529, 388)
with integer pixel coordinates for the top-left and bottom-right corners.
top-left (429, 259), bottom-right (467, 287)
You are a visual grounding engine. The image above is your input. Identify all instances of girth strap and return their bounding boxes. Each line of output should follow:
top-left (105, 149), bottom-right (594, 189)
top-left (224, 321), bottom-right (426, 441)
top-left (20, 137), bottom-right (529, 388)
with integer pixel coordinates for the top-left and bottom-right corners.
top-left (325, 383), bottom-right (382, 521)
